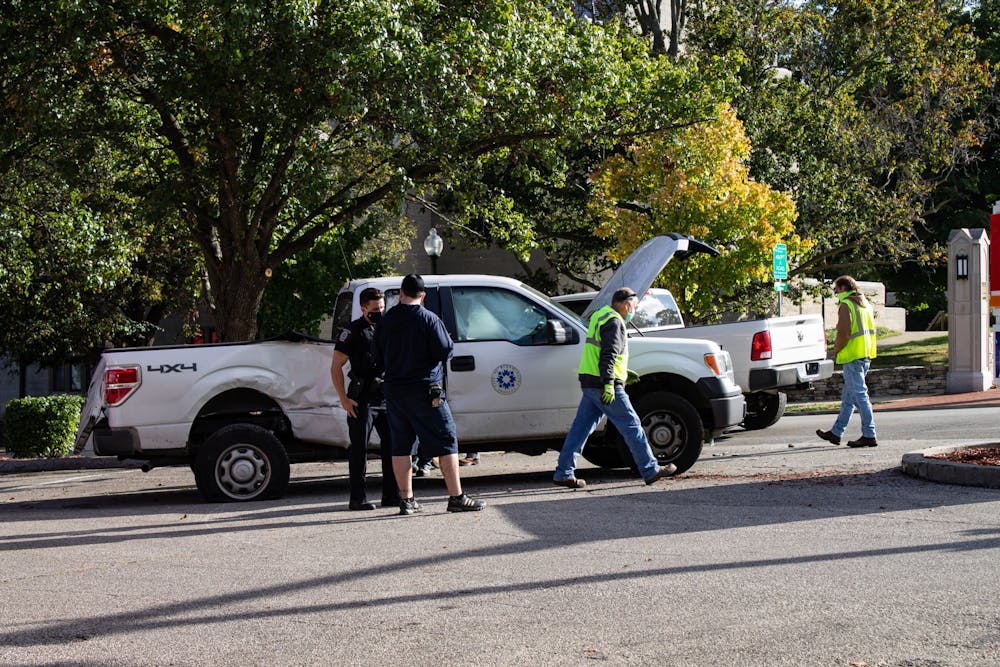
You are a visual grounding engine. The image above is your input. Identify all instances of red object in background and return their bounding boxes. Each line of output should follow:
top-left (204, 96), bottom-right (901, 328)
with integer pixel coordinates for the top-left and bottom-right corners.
top-left (991, 202), bottom-right (1000, 306)
top-left (751, 331), bottom-right (772, 361)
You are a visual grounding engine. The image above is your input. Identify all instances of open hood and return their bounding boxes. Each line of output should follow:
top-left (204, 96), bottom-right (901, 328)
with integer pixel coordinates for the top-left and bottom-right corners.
top-left (580, 233), bottom-right (718, 320)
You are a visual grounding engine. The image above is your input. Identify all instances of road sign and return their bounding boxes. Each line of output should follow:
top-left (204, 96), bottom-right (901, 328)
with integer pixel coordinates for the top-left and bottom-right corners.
top-left (773, 243), bottom-right (788, 280)
top-left (774, 280), bottom-right (787, 292)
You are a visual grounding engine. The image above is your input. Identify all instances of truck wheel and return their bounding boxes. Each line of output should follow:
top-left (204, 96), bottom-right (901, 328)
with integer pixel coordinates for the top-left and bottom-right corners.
top-left (620, 392), bottom-right (704, 475)
top-left (742, 391), bottom-right (787, 431)
top-left (193, 424), bottom-right (290, 502)
top-left (581, 446), bottom-right (627, 469)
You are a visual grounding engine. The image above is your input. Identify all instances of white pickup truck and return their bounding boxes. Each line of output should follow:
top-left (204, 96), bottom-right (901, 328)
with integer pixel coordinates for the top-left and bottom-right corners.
top-left (553, 287), bottom-right (833, 429)
top-left (76, 234), bottom-right (745, 502)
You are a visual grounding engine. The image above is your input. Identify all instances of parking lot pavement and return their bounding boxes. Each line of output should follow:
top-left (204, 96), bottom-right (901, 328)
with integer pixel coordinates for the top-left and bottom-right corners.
top-left (2, 409), bottom-right (1000, 667)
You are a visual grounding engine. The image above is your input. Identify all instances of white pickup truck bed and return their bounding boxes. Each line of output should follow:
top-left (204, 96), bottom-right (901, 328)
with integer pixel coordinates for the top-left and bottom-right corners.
top-left (553, 288), bottom-right (833, 429)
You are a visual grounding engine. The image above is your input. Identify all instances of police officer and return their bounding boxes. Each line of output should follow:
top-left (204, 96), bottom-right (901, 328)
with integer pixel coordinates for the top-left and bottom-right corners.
top-left (331, 287), bottom-right (401, 510)
top-left (552, 287), bottom-right (676, 488)
top-left (816, 275), bottom-right (879, 448)
top-left (374, 274), bottom-right (485, 515)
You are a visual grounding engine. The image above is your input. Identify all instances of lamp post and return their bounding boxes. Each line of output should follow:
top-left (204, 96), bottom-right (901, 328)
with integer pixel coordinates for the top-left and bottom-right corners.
top-left (423, 227), bottom-right (444, 274)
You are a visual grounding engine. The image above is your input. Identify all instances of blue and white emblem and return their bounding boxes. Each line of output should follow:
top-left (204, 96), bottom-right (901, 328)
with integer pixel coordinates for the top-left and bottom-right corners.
top-left (491, 364), bottom-right (521, 395)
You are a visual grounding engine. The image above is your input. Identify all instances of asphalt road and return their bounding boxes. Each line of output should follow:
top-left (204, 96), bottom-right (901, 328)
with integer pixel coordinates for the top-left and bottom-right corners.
top-left (2, 408), bottom-right (999, 666)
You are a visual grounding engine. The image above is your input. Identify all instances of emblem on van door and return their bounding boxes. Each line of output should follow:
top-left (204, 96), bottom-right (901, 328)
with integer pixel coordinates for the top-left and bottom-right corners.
top-left (491, 364), bottom-right (521, 395)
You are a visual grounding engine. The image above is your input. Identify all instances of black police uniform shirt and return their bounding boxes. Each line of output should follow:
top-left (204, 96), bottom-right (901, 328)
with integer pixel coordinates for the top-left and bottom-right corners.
top-left (375, 303), bottom-right (453, 387)
top-left (334, 316), bottom-right (379, 390)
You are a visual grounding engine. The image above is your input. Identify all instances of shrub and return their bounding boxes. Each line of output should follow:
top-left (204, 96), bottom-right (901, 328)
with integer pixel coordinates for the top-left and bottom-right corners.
top-left (2, 394), bottom-right (86, 458)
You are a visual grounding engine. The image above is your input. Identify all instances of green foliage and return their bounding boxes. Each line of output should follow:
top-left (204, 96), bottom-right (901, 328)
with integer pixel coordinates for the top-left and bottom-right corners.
top-left (685, 0), bottom-right (995, 282)
top-left (2, 395), bottom-right (86, 458)
top-left (257, 211), bottom-right (410, 337)
top-left (590, 105), bottom-right (805, 321)
top-left (5, 0), bottom-right (720, 342)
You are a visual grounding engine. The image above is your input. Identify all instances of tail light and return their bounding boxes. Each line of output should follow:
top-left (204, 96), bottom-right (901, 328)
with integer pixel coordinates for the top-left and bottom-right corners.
top-left (751, 331), bottom-right (772, 361)
top-left (104, 366), bottom-right (141, 406)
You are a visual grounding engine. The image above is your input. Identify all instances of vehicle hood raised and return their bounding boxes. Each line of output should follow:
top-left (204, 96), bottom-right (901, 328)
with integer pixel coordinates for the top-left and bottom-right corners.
top-left (580, 234), bottom-right (717, 320)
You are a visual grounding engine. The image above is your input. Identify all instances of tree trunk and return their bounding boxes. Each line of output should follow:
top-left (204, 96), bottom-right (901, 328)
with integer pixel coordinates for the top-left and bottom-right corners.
top-left (205, 256), bottom-right (270, 342)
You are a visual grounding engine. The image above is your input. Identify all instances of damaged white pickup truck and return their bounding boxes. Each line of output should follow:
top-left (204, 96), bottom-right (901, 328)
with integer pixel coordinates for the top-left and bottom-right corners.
top-left (76, 234), bottom-right (745, 502)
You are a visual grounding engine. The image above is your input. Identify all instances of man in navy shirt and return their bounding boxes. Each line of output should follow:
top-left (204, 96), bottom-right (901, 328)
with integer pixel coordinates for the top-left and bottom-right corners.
top-left (375, 274), bottom-right (485, 515)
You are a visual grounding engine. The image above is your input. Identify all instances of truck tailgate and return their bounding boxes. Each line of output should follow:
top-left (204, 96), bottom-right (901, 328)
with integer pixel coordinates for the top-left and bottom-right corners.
top-left (765, 316), bottom-right (828, 365)
top-left (74, 356), bottom-right (107, 454)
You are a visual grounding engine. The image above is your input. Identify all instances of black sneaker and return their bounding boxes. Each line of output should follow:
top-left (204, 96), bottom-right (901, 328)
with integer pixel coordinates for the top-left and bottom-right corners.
top-left (816, 429), bottom-right (841, 445)
top-left (847, 436), bottom-right (878, 448)
top-left (348, 500), bottom-right (376, 511)
top-left (447, 493), bottom-right (485, 512)
top-left (399, 497), bottom-right (421, 515)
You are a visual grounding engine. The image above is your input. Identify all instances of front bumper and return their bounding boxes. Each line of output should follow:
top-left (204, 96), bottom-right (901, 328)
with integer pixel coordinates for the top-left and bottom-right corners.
top-left (748, 359), bottom-right (834, 392)
top-left (696, 377), bottom-right (746, 431)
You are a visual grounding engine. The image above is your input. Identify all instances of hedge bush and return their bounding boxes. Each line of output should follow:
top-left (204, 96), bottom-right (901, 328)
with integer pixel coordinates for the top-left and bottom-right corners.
top-left (2, 394), bottom-right (86, 458)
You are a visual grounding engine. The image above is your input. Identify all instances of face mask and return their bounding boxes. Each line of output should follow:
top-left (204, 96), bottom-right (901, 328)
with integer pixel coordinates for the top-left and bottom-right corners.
top-left (625, 309), bottom-right (635, 323)
top-left (365, 310), bottom-right (382, 325)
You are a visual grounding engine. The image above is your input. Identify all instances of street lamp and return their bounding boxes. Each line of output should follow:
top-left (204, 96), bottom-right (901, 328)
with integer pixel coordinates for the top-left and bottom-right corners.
top-left (423, 227), bottom-right (444, 274)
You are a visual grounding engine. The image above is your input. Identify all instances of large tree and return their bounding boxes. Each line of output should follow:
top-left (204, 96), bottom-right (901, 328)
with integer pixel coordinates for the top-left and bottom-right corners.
top-left (4, 0), bottom-right (720, 341)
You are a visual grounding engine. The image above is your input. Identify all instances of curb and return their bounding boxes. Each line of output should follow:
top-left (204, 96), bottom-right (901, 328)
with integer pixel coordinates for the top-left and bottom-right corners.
top-left (0, 457), bottom-right (143, 474)
top-left (901, 445), bottom-right (1000, 490)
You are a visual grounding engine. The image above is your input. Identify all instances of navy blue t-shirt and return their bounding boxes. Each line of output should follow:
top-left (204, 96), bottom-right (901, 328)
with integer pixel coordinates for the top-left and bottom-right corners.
top-left (374, 303), bottom-right (453, 387)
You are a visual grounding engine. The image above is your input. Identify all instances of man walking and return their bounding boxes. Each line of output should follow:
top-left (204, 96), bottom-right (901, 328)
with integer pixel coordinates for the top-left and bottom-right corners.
top-left (331, 287), bottom-right (400, 510)
top-left (816, 275), bottom-right (879, 448)
top-left (374, 274), bottom-right (485, 515)
top-left (553, 287), bottom-right (676, 488)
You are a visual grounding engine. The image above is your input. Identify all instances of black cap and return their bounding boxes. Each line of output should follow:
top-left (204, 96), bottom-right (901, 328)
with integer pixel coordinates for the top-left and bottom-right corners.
top-left (401, 273), bottom-right (425, 297)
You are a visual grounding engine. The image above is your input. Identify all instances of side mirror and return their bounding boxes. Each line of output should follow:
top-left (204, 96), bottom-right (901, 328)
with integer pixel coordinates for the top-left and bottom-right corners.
top-left (546, 319), bottom-right (577, 345)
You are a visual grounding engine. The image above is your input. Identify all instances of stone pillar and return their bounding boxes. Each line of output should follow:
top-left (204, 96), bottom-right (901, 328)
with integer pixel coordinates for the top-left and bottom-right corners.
top-left (947, 228), bottom-right (991, 393)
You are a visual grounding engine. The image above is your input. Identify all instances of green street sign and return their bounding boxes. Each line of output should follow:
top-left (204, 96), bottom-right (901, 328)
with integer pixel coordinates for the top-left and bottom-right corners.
top-left (774, 280), bottom-right (787, 292)
top-left (773, 243), bottom-right (788, 280)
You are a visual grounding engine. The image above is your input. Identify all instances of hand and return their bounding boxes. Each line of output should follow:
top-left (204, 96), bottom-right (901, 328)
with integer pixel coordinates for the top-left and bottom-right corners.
top-left (626, 369), bottom-right (639, 385)
top-left (601, 383), bottom-right (615, 404)
top-left (342, 397), bottom-right (358, 418)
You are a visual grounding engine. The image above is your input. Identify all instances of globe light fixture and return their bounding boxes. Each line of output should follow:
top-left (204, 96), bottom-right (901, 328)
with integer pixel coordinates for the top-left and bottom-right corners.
top-left (423, 227), bottom-right (444, 274)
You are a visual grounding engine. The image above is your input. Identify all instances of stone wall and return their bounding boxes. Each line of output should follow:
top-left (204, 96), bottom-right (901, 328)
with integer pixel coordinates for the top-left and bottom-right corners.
top-left (785, 365), bottom-right (949, 403)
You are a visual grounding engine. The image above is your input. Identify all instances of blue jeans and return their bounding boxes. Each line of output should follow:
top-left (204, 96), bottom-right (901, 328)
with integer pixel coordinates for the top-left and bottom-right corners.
top-left (554, 386), bottom-right (660, 482)
top-left (832, 358), bottom-right (876, 439)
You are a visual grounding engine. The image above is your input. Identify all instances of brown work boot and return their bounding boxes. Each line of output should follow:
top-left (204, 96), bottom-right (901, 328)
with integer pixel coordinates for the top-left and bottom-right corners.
top-left (553, 477), bottom-right (587, 489)
top-left (645, 463), bottom-right (677, 485)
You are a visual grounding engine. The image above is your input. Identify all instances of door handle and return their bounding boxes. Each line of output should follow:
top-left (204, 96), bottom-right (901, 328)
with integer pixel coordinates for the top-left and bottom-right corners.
top-left (451, 356), bottom-right (475, 372)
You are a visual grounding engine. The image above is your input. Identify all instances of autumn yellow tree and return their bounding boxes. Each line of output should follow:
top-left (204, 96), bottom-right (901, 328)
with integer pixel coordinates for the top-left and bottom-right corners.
top-left (590, 104), bottom-right (807, 322)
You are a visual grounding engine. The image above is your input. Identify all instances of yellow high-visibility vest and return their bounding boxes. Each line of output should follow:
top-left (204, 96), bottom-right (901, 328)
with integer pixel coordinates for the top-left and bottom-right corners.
top-left (835, 292), bottom-right (877, 364)
top-left (578, 305), bottom-right (628, 382)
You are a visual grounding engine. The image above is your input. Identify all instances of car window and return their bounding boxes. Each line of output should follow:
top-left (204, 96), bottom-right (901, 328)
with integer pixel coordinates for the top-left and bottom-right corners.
top-left (451, 287), bottom-right (549, 345)
top-left (332, 291), bottom-right (354, 330)
top-left (634, 291), bottom-right (682, 328)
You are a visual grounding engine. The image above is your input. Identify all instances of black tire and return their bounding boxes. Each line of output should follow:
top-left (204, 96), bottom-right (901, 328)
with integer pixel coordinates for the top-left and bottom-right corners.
top-left (581, 445), bottom-right (627, 469)
top-left (617, 391), bottom-right (704, 475)
top-left (741, 391), bottom-right (787, 431)
top-left (193, 424), bottom-right (290, 502)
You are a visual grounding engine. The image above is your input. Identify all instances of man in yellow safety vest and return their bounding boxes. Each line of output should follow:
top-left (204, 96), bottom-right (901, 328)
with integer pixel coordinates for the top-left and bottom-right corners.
top-left (816, 275), bottom-right (879, 448)
top-left (553, 287), bottom-right (677, 488)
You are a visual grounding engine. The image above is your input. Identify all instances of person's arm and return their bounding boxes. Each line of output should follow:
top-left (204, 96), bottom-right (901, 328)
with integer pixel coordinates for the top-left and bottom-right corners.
top-left (833, 303), bottom-right (851, 358)
top-left (331, 350), bottom-right (358, 418)
top-left (429, 316), bottom-right (454, 363)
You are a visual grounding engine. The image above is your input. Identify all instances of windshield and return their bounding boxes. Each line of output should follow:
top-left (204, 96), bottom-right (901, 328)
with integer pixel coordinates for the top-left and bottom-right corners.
top-left (521, 283), bottom-right (587, 324)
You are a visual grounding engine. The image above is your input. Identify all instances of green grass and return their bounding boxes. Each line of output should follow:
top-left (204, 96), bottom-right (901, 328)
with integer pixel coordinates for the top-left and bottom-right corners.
top-left (823, 329), bottom-right (948, 369)
top-left (870, 334), bottom-right (948, 368)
